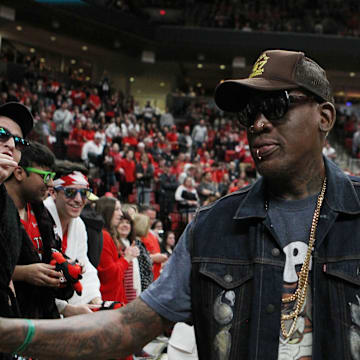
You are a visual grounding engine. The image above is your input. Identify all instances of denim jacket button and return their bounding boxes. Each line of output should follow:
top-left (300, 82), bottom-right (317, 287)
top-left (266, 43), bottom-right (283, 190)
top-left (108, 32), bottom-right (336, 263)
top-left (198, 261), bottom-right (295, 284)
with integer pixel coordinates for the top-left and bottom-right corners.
top-left (271, 248), bottom-right (280, 257)
top-left (266, 304), bottom-right (275, 313)
top-left (224, 274), bottom-right (233, 283)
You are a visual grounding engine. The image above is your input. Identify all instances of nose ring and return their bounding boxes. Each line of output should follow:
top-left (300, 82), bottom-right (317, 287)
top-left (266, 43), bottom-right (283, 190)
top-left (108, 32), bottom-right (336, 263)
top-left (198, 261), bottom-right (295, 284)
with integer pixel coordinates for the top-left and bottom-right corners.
top-left (249, 122), bottom-right (264, 134)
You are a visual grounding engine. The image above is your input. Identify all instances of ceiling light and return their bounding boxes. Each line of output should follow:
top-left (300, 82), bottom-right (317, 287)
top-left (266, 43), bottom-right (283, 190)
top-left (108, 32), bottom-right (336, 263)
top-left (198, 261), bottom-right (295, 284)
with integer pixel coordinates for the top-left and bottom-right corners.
top-left (219, 64), bottom-right (226, 70)
top-left (129, 77), bottom-right (135, 83)
top-left (52, 20), bottom-right (60, 29)
top-left (81, 45), bottom-right (88, 51)
top-left (16, 25), bottom-right (22, 31)
top-left (70, 59), bottom-right (76, 65)
top-left (113, 40), bottom-right (122, 49)
top-left (197, 64), bottom-right (203, 69)
top-left (29, 48), bottom-right (36, 53)
top-left (40, 58), bottom-right (45, 63)
top-left (196, 82), bottom-right (202, 87)
top-left (350, 72), bottom-right (356, 77)
top-left (50, 36), bottom-right (56, 42)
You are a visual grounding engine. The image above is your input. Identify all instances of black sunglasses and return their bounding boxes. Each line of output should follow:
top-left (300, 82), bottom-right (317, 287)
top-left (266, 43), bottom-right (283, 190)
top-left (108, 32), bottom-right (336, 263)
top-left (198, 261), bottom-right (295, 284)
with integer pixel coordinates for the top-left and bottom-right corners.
top-left (238, 90), bottom-right (319, 129)
top-left (55, 186), bottom-right (92, 200)
top-left (0, 127), bottom-right (30, 150)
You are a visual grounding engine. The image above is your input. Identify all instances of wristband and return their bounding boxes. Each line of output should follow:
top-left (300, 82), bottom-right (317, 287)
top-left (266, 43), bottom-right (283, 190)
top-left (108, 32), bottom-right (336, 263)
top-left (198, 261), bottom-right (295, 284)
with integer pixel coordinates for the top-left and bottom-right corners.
top-left (12, 319), bottom-right (35, 355)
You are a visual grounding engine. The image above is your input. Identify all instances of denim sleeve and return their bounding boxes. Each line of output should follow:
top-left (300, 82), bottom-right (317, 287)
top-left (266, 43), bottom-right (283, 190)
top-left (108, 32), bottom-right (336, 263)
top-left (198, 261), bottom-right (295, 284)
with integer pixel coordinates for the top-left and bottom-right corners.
top-left (140, 224), bottom-right (192, 323)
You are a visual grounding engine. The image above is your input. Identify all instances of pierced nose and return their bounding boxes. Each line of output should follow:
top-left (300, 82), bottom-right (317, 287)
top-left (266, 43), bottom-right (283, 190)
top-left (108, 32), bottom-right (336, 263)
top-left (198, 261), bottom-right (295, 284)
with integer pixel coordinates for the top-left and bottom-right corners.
top-left (249, 121), bottom-right (264, 134)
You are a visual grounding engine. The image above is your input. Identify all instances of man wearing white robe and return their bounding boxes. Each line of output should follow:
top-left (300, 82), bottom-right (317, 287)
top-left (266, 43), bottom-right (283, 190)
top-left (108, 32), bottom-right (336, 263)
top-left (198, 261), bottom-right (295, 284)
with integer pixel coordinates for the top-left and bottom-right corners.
top-left (44, 167), bottom-right (102, 311)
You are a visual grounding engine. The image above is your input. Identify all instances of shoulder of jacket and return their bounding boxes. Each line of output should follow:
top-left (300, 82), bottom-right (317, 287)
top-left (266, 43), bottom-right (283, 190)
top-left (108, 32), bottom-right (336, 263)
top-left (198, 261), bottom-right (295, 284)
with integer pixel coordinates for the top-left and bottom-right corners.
top-left (350, 175), bottom-right (360, 186)
top-left (197, 183), bottom-right (253, 213)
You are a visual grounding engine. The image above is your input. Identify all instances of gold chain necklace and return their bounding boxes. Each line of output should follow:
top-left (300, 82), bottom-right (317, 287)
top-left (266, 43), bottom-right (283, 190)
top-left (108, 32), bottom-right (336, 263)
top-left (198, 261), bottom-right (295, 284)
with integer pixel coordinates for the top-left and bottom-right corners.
top-left (266, 177), bottom-right (327, 339)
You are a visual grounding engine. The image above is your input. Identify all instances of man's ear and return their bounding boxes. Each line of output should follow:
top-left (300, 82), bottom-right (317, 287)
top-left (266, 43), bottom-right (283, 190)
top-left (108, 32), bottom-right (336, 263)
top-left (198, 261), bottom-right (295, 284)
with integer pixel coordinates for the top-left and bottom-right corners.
top-left (13, 167), bottom-right (26, 182)
top-left (318, 102), bottom-right (336, 133)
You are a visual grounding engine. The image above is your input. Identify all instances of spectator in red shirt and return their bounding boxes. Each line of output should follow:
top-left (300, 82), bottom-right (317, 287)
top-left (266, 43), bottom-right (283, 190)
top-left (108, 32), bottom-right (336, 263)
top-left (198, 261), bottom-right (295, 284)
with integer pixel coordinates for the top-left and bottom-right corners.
top-left (117, 212), bottom-right (141, 304)
top-left (134, 142), bottom-right (154, 164)
top-left (175, 152), bottom-right (187, 174)
top-left (212, 162), bottom-right (227, 183)
top-left (228, 177), bottom-right (249, 193)
top-left (118, 149), bottom-right (136, 202)
top-left (200, 150), bottom-right (214, 168)
top-left (71, 87), bottom-right (86, 107)
top-left (165, 125), bottom-right (179, 155)
top-left (122, 128), bottom-right (138, 149)
top-left (82, 119), bottom-right (95, 142)
top-left (89, 88), bottom-right (101, 111)
top-left (96, 196), bottom-right (139, 304)
top-left (5, 141), bottom-right (88, 319)
top-left (139, 206), bottom-right (167, 280)
top-left (69, 120), bottom-right (86, 143)
top-left (110, 143), bottom-right (123, 171)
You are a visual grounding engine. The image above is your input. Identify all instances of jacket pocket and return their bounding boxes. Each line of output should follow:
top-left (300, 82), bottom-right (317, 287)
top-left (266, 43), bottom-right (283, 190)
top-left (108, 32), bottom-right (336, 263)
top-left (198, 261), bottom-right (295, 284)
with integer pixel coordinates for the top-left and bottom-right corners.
top-left (322, 260), bottom-right (360, 358)
top-left (321, 259), bottom-right (360, 324)
top-left (324, 260), bottom-right (360, 286)
top-left (192, 261), bottom-right (254, 358)
top-left (193, 261), bottom-right (254, 324)
top-left (198, 261), bottom-right (254, 290)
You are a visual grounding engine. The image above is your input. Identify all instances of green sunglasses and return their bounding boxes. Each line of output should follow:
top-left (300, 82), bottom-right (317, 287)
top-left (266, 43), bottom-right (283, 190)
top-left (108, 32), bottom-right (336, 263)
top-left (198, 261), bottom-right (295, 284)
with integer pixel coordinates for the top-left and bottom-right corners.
top-left (25, 167), bottom-right (56, 185)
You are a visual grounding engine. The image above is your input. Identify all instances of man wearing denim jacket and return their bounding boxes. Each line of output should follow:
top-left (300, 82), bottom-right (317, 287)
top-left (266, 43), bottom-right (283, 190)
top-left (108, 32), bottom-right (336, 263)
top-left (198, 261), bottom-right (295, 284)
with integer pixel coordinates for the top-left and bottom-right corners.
top-left (2, 50), bottom-right (360, 360)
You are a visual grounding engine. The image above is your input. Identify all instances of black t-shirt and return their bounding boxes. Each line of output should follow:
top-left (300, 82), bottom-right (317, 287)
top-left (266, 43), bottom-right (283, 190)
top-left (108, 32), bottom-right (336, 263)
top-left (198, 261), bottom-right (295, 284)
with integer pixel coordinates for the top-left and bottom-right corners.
top-left (267, 192), bottom-right (318, 355)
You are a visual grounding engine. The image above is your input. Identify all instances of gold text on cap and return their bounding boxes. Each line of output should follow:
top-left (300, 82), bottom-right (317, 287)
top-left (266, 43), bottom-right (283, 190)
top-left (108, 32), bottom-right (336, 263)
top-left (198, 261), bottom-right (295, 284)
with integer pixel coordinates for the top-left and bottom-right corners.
top-left (249, 53), bottom-right (269, 78)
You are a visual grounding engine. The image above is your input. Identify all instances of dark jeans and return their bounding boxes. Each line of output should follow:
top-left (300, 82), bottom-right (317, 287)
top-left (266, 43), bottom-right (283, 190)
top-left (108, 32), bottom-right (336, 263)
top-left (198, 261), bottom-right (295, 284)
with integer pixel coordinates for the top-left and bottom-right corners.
top-left (120, 181), bottom-right (134, 202)
top-left (55, 131), bottom-right (69, 159)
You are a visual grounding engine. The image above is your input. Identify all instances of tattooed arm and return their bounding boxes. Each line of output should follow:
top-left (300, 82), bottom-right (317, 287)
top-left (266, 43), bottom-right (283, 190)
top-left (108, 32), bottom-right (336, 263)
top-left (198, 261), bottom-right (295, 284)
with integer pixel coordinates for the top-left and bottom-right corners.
top-left (0, 298), bottom-right (173, 359)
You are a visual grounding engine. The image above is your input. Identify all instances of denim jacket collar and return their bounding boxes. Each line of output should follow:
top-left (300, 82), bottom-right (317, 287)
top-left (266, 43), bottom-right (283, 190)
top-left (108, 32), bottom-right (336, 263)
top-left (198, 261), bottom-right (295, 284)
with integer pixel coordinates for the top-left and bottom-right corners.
top-left (233, 157), bottom-right (360, 220)
top-left (323, 157), bottom-right (360, 214)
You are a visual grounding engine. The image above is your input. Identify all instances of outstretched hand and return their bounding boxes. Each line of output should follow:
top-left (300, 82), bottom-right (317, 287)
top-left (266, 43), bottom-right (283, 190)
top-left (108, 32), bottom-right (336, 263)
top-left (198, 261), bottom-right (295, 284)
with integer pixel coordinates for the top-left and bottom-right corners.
top-left (62, 303), bottom-right (99, 317)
